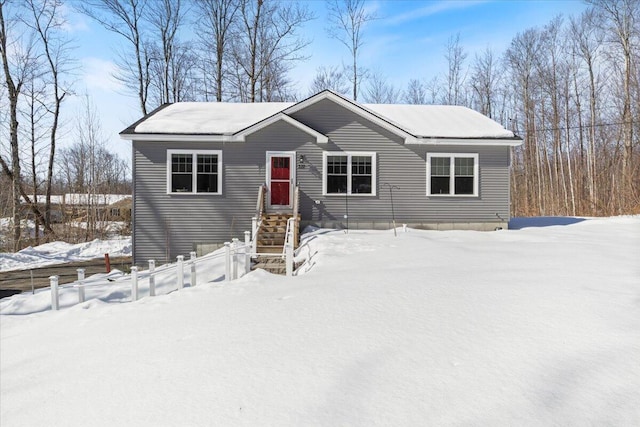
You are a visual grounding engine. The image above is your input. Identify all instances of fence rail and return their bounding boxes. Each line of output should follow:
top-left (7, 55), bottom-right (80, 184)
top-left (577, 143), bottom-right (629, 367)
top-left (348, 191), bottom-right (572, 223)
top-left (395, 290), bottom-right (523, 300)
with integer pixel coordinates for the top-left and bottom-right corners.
top-left (44, 228), bottom-right (298, 312)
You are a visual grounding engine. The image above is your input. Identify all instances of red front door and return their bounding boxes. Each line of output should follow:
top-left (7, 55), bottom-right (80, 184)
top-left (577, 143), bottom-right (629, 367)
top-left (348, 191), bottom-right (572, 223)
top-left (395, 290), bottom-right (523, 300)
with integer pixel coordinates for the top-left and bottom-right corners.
top-left (270, 156), bottom-right (291, 206)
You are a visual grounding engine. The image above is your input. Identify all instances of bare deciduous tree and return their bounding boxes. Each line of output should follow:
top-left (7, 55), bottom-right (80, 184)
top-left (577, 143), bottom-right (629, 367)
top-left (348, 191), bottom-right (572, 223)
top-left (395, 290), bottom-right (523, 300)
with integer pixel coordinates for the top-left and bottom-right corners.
top-left (76, 0), bottom-right (151, 114)
top-left (326, 0), bottom-right (376, 101)
top-left (0, 0), bottom-right (53, 249)
top-left (570, 8), bottom-right (604, 211)
top-left (25, 0), bottom-right (74, 233)
top-left (405, 78), bottom-right (426, 104)
top-left (146, 0), bottom-right (185, 104)
top-left (308, 65), bottom-right (349, 96)
top-left (363, 70), bottom-right (402, 103)
top-left (443, 33), bottom-right (468, 105)
top-left (470, 47), bottom-right (500, 118)
top-left (59, 95), bottom-right (130, 240)
top-left (231, 0), bottom-right (313, 103)
top-left (194, 0), bottom-right (239, 102)
top-left (588, 0), bottom-right (639, 195)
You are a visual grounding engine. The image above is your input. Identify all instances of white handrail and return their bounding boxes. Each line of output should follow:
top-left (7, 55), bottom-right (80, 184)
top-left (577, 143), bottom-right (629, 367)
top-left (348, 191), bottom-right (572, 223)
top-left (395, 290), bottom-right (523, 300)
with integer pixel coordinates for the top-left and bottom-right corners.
top-left (256, 184), bottom-right (267, 219)
top-left (292, 185), bottom-right (300, 248)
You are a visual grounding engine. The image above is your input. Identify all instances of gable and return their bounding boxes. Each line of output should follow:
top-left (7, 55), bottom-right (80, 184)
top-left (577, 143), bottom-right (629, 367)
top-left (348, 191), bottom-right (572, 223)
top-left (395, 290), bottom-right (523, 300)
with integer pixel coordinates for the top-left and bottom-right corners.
top-left (289, 97), bottom-right (405, 145)
top-left (285, 91), bottom-right (416, 143)
top-left (236, 113), bottom-right (328, 143)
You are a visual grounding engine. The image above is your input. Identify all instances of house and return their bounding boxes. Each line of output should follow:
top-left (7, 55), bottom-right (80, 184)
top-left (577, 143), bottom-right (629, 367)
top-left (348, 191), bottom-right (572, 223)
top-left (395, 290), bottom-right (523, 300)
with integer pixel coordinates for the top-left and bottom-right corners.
top-left (120, 90), bottom-right (522, 265)
top-left (20, 193), bottom-right (131, 223)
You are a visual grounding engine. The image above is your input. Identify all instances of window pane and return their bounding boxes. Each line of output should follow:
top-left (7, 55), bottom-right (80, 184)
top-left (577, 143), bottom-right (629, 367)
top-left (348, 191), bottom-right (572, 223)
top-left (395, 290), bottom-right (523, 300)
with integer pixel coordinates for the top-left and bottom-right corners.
top-left (351, 156), bottom-right (371, 175)
top-left (455, 157), bottom-right (474, 176)
top-left (431, 157), bottom-right (450, 176)
top-left (172, 154), bottom-right (192, 173)
top-left (327, 156), bottom-right (347, 175)
top-left (198, 154), bottom-right (218, 173)
top-left (197, 173), bottom-right (218, 193)
top-left (172, 174), bottom-right (192, 192)
top-left (455, 177), bottom-right (474, 194)
top-left (327, 175), bottom-right (347, 193)
top-left (171, 154), bottom-right (193, 192)
top-left (327, 155), bottom-right (347, 193)
top-left (352, 176), bottom-right (372, 194)
top-left (351, 156), bottom-right (372, 194)
top-left (431, 177), bottom-right (450, 194)
top-left (196, 154), bottom-right (218, 193)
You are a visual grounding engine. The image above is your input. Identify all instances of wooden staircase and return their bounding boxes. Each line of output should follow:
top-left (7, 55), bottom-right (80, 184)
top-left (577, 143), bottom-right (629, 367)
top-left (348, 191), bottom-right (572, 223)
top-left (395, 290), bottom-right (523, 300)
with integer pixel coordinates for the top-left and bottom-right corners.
top-left (250, 184), bottom-right (300, 275)
top-left (252, 213), bottom-right (299, 275)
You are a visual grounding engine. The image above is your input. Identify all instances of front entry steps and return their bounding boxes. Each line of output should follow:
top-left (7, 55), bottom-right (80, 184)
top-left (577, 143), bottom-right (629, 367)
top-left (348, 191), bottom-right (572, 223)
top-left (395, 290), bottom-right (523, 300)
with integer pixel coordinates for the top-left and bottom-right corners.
top-left (252, 256), bottom-right (287, 275)
top-left (251, 256), bottom-right (304, 275)
top-left (251, 213), bottom-right (299, 275)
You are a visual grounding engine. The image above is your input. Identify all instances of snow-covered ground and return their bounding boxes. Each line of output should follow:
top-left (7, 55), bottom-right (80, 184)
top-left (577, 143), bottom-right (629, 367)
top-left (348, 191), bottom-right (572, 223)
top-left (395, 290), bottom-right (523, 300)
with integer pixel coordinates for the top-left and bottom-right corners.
top-left (1, 216), bottom-right (639, 426)
top-left (0, 237), bottom-right (131, 272)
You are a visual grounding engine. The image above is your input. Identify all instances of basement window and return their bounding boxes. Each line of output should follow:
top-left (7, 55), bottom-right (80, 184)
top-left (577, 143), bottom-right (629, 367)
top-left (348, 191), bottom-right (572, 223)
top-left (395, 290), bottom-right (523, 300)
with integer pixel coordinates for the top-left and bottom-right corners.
top-left (167, 149), bottom-right (222, 195)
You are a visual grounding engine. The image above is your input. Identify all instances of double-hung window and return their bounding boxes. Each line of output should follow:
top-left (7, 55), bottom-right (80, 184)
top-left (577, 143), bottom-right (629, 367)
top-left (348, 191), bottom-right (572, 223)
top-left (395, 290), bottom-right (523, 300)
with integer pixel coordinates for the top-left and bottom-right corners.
top-left (323, 152), bottom-right (376, 196)
top-left (426, 153), bottom-right (478, 196)
top-left (167, 149), bottom-right (222, 194)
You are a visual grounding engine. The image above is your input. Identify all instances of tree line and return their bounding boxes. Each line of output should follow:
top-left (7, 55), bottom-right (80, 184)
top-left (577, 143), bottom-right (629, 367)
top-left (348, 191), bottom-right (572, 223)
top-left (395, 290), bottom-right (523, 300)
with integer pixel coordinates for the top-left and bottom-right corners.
top-left (2, 0), bottom-right (639, 252)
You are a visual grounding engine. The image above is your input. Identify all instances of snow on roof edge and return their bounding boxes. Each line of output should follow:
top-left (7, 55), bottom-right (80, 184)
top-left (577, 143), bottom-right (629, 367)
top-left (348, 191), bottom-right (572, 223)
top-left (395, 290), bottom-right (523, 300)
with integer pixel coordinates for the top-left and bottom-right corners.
top-left (125, 94), bottom-right (517, 140)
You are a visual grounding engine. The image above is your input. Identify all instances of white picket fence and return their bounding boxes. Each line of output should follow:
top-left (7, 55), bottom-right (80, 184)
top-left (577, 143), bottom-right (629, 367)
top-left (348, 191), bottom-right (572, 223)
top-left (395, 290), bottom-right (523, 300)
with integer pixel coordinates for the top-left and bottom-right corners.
top-left (47, 223), bottom-right (297, 312)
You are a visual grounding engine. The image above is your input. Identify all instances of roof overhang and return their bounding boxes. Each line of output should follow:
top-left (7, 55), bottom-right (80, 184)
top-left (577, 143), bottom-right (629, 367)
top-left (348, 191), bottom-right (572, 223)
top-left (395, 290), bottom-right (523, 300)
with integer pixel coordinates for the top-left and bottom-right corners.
top-left (120, 112), bottom-right (329, 143)
top-left (120, 133), bottom-right (232, 142)
top-left (409, 137), bottom-right (523, 147)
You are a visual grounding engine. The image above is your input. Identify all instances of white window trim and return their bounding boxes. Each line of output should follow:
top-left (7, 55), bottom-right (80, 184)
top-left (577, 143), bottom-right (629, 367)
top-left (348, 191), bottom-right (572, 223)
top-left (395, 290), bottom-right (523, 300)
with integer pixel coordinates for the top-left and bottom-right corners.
top-left (167, 149), bottom-right (223, 195)
top-left (426, 153), bottom-right (479, 197)
top-left (322, 151), bottom-right (377, 196)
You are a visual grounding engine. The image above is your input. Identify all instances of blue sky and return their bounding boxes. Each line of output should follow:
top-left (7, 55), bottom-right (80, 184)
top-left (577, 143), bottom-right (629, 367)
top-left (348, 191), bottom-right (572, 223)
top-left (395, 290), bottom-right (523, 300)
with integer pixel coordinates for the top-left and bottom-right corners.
top-left (61, 0), bottom-right (587, 162)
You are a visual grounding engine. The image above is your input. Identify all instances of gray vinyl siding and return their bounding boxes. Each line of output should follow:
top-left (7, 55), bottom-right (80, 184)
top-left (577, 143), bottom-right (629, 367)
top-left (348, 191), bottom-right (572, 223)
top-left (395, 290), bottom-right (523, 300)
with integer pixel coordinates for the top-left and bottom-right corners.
top-left (132, 98), bottom-right (512, 263)
top-left (291, 99), bottom-right (511, 225)
top-left (133, 122), bottom-right (317, 264)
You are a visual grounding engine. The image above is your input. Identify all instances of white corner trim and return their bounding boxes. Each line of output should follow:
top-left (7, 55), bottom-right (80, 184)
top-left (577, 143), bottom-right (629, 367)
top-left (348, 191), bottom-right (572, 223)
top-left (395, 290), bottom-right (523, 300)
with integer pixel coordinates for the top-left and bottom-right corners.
top-left (235, 113), bottom-right (328, 143)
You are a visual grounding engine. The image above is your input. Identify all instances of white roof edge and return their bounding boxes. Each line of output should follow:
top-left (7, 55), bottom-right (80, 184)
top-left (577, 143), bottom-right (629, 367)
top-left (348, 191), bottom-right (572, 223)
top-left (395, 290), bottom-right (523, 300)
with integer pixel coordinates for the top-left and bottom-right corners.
top-left (285, 91), bottom-right (414, 141)
top-left (120, 133), bottom-right (235, 142)
top-left (235, 113), bottom-right (329, 143)
top-left (409, 137), bottom-right (523, 147)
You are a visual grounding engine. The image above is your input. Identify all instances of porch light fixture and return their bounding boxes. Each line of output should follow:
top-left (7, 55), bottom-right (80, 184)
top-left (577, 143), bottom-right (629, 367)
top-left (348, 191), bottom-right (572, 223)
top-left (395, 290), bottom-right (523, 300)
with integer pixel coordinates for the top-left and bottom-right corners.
top-left (298, 154), bottom-right (306, 168)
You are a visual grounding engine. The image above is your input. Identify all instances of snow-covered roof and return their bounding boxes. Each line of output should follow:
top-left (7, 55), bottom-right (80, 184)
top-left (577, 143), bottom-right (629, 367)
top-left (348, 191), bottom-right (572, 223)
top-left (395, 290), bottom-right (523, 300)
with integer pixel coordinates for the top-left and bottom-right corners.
top-left (363, 104), bottom-right (514, 139)
top-left (134, 102), bottom-right (293, 134)
top-left (124, 91), bottom-right (517, 141)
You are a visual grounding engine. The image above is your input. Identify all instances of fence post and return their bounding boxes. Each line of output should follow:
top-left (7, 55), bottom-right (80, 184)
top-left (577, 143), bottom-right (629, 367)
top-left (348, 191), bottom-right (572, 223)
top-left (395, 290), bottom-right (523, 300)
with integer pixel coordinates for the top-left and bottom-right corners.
top-left (50, 275), bottom-right (59, 311)
top-left (177, 255), bottom-right (184, 289)
top-left (244, 231), bottom-right (251, 274)
top-left (77, 268), bottom-right (86, 303)
top-left (190, 251), bottom-right (197, 287)
top-left (285, 241), bottom-right (293, 277)
top-left (131, 266), bottom-right (139, 301)
top-left (224, 242), bottom-right (231, 282)
top-left (148, 260), bottom-right (156, 296)
top-left (232, 238), bottom-right (239, 280)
